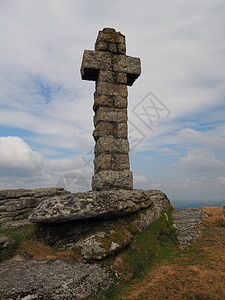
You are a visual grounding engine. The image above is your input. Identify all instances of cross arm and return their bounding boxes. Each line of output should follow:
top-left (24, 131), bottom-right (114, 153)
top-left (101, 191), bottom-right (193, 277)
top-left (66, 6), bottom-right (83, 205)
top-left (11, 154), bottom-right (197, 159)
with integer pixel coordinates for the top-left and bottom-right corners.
top-left (113, 55), bottom-right (141, 86)
top-left (80, 50), bottom-right (112, 81)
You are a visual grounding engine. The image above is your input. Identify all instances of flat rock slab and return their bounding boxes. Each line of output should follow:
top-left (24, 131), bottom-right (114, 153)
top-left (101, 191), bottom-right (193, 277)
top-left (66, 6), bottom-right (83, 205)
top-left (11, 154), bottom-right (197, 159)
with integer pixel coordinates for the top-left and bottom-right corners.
top-left (33, 190), bottom-right (170, 261)
top-left (173, 207), bottom-right (208, 249)
top-left (0, 187), bottom-right (68, 200)
top-left (1, 220), bottom-right (32, 230)
top-left (29, 189), bottom-right (164, 223)
top-left (0, 187), bottom-right (70, 223)
top-left (0, 259), bottom-right (112, 300)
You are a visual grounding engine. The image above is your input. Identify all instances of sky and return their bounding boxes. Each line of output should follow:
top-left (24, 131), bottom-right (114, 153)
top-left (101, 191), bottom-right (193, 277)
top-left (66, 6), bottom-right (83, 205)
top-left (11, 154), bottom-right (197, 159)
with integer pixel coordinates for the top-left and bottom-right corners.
top-left (0, 0), bottom-right (225, 203)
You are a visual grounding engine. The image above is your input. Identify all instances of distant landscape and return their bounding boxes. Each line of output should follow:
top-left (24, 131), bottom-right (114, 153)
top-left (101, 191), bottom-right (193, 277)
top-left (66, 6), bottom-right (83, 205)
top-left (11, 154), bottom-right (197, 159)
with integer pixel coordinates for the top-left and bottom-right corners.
top-left (171, 199), bottom-right (225, 209)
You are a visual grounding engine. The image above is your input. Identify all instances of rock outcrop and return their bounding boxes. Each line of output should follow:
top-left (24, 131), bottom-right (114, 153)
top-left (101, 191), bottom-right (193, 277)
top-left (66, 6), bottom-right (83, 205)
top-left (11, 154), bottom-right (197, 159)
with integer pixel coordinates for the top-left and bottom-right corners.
top-left (29, 189), bottom-right (170, 260)
top-left (29, 189), bottom-right (160, 223)
top-left (0, 187), bottom-right (171, 298)
top-left (0, 259), bottom-right (112, 300)
top-left (173, 207), bottom-right (207, 249)
top-left (0, 188), bottom-right (70, 229)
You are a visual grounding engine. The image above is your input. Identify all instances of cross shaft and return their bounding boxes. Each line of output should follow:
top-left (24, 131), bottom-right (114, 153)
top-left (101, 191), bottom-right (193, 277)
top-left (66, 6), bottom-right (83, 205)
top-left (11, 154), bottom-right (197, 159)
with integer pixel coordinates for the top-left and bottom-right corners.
top-left (81, 28), bottom-right (141, 190)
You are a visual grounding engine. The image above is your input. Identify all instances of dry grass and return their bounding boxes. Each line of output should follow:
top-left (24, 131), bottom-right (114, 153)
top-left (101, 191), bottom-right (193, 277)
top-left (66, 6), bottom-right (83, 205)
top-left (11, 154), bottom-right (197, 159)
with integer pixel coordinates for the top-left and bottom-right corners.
top-left (122, 256), bottom-right (225, 299)
top-left (20, 238), bottom-right (76, 260)
top-left (120, 207), bottom-right (225, 300)
top-left (202, 206), bottom-right (225, 226)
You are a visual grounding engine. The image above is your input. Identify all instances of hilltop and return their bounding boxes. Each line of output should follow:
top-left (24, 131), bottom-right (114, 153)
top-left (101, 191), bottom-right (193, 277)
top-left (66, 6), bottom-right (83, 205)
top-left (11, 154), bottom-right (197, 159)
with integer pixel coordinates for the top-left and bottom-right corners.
top-left (0, 204), bottom-right (224, 299)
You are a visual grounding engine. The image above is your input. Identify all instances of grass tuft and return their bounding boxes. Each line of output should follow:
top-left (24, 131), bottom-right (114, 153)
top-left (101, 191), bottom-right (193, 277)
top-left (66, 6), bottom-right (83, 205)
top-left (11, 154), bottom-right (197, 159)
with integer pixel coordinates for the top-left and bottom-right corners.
top-left (0, 224), bottom-right (34, 262)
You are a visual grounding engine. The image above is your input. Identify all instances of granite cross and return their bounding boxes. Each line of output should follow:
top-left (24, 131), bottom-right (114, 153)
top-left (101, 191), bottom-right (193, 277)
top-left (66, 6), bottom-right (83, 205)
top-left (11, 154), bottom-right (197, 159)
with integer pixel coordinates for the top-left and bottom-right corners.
top-left (80, 28), bottom-right (141, 191)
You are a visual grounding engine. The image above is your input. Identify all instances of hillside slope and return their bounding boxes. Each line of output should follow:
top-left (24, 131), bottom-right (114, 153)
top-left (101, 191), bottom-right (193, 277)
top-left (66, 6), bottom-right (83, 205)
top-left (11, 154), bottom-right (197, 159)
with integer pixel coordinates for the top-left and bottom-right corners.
top-left (92, 207), bottom-right (225, 300)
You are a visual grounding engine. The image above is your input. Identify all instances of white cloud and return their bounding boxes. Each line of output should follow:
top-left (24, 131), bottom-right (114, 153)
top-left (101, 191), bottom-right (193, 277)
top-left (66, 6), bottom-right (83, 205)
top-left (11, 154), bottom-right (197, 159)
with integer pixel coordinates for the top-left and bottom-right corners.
top-left (134, 173), bottom-right (148, 185)
top-left (174, 148), bottom-right (225, 172)
top-left (178, 128), bottom-right (225, 150)
top-left (0, 137), bottom-right (93, 189)
top-left (150, 183), bottom-right (162, 190)
top-left (0, 137), bottom-right (43, 177)
top-left (216, 176), bottom-right (225, 185)
top-left (44, 156), bottom-right (93, 177)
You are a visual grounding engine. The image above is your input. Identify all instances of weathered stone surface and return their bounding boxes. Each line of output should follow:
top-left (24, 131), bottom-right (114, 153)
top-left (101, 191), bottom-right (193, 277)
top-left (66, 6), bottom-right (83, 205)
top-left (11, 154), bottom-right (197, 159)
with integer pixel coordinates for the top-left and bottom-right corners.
top-left (92, 170), bottom-right (133, 190)
top-left (95, 136), bottom-right (129, 154)
top-left (72, 192), bottom-right (170, 261)
top-left (93, 122), bottom-right (114, 141)
top-left (117, 72), bottom-right (127, 84)
top-left (117, 122), bottom-right (127, 138)
top-left (29, 189), bottom-right (158, 223)
top-left (112, 54), bottom-right (141, 86)
top-left (80, 49), bottom-right (140, 87)
top-left (94, 154), bottom-right (112, 172)
top-left (96, 82), bottom-right (128, 97)
top-left (118, 42), bottom-right (126, 54)
top-left (81, 28), bottom-right (141, 190)
top-left (93, 70), bottom-right (128, 85)
top-left (94, 106), bottom-right (127, 125)
top-left (0, 234), bottom-right (13, 252)
top-left (95, 28), bottom-right (125, 44)
top-left (95, 28), bottom-right (126, 55)
top-left (33, 190), bottom-right (170, 260)
top-left (94, 94), bottom-right (128, 112)
top-left (93, 122), bottom-right (127, 141)
top-left (94, 154), bottom-right (129, 173)
top-left (95, 40), bottom-right (108, 52)
top-left (0, 259), bottom-right (113, 299)
top-left (133, 192), bottom-right (171, 231)
top-left (0, 188), bottom-right (70, 223)
top-left (93, 93), bottom-right (114, 111)
top-left (108, 42), bottom-right (117, 53)
top-left (0, 187), bottom-right (68, 200)
top-left (173, 208), bottom-right (208, 249)
top-left (75, 228), bottom-right (133, 260)
top-left (1, 220), bottom-right (32, 230)
top-left (80, 50), bottom-right (112, 80)
top-left (98, 70), bottom-right (114, 83)
top-left (113, 96), bottom-right (128, 109)
top-left (113, 154), bottom-right (129, 170)
top-left (72, 202), bottom-right (169, 262)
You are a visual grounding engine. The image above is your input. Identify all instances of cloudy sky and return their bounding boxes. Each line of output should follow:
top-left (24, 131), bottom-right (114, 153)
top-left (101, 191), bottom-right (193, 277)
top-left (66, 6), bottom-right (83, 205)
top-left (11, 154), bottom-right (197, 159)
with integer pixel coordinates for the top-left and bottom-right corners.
top-left (0, 0), bottom-right (225, 203)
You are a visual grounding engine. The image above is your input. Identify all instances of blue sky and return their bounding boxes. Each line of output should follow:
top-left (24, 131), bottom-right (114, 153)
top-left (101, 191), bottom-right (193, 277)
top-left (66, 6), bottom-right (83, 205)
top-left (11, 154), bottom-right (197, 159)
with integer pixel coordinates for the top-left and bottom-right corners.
top-left (0, 0), bottom-right (225, 202)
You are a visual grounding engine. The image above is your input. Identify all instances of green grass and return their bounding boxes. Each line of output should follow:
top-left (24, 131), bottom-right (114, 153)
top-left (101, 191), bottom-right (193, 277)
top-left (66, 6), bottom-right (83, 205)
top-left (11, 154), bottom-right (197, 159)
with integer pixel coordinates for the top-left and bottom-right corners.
top-left (0, 224), bottom-right (34, 262)
top-left (92, 206), bottom-right (180, 300)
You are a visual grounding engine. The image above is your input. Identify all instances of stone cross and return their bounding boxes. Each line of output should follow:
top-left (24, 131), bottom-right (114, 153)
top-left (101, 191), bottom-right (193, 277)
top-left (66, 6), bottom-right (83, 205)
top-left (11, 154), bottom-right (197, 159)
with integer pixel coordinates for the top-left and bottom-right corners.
top-left (81, 28), bottom-right (141, 191)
